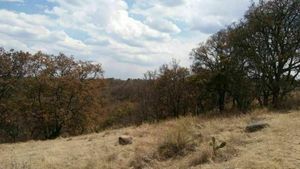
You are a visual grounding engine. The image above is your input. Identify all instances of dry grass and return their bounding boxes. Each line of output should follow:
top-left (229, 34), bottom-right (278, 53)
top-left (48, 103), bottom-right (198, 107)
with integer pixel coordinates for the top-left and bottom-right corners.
top-left (7, 160), bottom-right (32, 169)
top-left (281, 90), bottom-right (300, 110)
top-left (157, 118), bottom-right (198, 159)
top-left (189, 147), bottom-right (211, 167)
top-left (129, 150), bottom-right (152, 169)
top-left (0, 109), bottom-right (300, 169)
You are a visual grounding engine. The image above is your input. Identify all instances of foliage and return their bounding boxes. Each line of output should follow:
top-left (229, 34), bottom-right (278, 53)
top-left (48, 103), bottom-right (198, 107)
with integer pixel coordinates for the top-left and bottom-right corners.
top-left (191, 0), bottom-right (300, 109)
top-left (0, 49), bottom-right (104, 142)
top-left (235, 0), bottom-right (300, 107)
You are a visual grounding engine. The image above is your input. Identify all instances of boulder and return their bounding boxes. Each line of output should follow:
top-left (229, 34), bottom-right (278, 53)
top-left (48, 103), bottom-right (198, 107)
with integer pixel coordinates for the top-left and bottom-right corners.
top-left (245, 122), bottom-right (269, 132)
top-left (119, 135), bottom-right (133, 145)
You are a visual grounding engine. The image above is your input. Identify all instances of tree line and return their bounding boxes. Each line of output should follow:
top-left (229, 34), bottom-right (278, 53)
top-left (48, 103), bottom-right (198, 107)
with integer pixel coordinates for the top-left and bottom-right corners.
top-left (0, 0), bottom-right (300, 142)
top-left (131, 0), bottom-right (300, 120)
top-left (99, 0), bottom-right (300, 126)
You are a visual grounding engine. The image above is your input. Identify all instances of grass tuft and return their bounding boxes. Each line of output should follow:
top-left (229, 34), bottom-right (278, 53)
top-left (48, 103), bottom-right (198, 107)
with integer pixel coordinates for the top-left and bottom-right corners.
top-left (157, 118), bottom-right (197, 159)
top-left (189, 147), bottom-right (211, 167)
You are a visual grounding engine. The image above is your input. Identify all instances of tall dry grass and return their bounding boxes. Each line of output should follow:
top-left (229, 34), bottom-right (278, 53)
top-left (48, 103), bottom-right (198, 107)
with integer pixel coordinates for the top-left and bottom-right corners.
top-left (1, 109), bottom-right (300, 169)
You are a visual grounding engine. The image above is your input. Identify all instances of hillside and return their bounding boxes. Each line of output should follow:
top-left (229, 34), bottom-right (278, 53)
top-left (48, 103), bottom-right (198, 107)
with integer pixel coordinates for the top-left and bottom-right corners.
top-left (0, 109), bottom-right (300, 169)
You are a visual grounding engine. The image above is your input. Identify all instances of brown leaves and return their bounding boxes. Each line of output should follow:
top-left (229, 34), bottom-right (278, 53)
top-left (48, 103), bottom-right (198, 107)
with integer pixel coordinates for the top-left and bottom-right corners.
top-left (0, 49), bottom-right (104, 142)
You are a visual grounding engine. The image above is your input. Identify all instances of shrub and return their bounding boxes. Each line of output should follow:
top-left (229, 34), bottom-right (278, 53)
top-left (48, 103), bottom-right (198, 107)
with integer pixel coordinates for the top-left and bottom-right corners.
top-left (158, 119), bottom-right (196, 159)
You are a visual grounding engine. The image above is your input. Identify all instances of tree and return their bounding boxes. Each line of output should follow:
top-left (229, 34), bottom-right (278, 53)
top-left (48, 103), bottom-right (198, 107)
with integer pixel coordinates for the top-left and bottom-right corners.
top-left (0, 49), bottom-right (32, 142)
top-left (138, 60), bottom-right (190, 120)
top-left (192, 0), bottom-right (300, 110)
top-left (155, 60), bottom-right (190, 118)
top-left (0, 49), bottom-right (104, 142)
top-left (27, 53), bottom-right (104, 139)
top-left (239, 0), bottom-right (300, 107)
top-left (191, 26), bottom-right (258, 112)
top-left (191, 30), bottom-right (234, 112)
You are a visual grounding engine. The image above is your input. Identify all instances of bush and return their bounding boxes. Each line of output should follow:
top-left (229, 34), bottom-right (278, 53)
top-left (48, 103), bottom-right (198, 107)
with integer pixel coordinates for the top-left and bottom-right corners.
top-left (99, 102), bottom-right (138, 129)
top-left (158, 119), bottom-right (196, 159)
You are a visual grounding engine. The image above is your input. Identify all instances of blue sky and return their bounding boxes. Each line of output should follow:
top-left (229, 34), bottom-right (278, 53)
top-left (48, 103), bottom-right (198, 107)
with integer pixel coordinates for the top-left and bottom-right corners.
top-left (0, 0), bottom-right (256, 79)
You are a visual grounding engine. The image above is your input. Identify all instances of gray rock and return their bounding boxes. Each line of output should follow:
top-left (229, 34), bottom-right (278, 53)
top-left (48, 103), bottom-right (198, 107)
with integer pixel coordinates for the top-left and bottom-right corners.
top-left (118, 135), bottom-right (133, 145)
top-left (245, 122), bottom-right (269, 132)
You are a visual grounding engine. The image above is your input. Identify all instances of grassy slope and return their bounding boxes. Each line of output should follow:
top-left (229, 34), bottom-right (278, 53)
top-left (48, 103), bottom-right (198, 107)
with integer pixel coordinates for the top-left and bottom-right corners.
top-left (0, 109), bottom-right (300, 169)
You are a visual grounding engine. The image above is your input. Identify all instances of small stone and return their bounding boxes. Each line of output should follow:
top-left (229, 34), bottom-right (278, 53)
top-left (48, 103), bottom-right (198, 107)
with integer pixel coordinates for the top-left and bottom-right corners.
top-left (118, 135), bottom-right (133, 145)
top-left (245, 122), bottom-right (269, 132)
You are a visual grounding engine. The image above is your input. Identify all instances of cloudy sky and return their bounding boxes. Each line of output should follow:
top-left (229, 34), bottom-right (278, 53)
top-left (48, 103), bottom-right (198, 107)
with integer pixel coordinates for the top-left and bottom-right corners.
top-left (0, 0), bottom-right (255, 79)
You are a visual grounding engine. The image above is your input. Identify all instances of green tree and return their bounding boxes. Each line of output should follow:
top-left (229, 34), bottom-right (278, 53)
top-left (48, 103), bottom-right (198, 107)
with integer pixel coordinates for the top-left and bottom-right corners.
top-left (156, 60), bottom-right (190, 118)
top-left (191, 30), bottom-right (234, 112)
top-left (238, 0), bottom-right (300, 107)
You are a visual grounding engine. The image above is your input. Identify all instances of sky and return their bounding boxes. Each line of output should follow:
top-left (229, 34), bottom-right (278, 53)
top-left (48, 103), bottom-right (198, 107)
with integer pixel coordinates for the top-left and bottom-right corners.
top-left (0, 0), bottom-right (256, 79)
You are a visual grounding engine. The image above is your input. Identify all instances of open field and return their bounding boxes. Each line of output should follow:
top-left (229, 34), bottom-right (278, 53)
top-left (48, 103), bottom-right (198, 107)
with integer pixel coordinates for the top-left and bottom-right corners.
top-left (1, 109), bottom-right (300, 169)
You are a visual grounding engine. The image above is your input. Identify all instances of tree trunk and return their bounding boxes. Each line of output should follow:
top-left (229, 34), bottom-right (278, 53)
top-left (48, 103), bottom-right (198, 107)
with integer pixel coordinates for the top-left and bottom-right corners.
top-left (272, 91), bottom-right (279, 108)
top-left (257, 96), bottom-right (263, 107)
top-left (218, 91), bottom-right (225, 112)
top-left (263, 92), bottom-right (269, 107)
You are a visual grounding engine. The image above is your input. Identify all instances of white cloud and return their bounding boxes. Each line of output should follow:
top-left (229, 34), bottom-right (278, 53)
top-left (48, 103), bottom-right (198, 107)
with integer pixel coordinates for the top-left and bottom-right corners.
top-left (145, 17), bottom-right (181, 34)
top-left (160, 0), bottom-right (185, 7)
top-left (0, 0), bottom-right (23, 2)
top-left (0, 10), bottom-right (89, 55)
top-left (0, 0), bottom-right (257, 79)
top-left (106, 9), bottom-right (170, 42)
top-left (47, 0), bottom-right (170, 43)
top-left (131, 0), bottom-right (253, 32)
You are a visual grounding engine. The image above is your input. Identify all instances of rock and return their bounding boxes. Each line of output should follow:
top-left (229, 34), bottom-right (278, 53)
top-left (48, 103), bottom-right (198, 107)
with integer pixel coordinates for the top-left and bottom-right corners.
top-left (245, 122), bottom-right (269, 132)
top-left (118, 135), bottom-right (133, 145)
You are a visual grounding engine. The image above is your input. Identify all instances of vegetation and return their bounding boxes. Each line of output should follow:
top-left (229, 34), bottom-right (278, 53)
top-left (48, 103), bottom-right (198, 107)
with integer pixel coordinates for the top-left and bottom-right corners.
top-left (1, 109), bottom-right (300, 169)
top-left (191, 0), bottom-right (300, 110)
top-left (157, 118), bottom-right (196, 159)
top-left (0, 49), bottom-right (104, 142)
top-left (0, 0), bottom-right (300, 143)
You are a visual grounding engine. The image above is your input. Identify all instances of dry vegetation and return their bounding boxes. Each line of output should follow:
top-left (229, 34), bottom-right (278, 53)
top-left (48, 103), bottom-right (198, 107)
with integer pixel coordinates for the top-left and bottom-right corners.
top-left (2, 0), bottom-right (300, 143)
top-left (1, 1), bottom-right (300, 168)
top-left (1, 109), bottom-right (300, 169)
